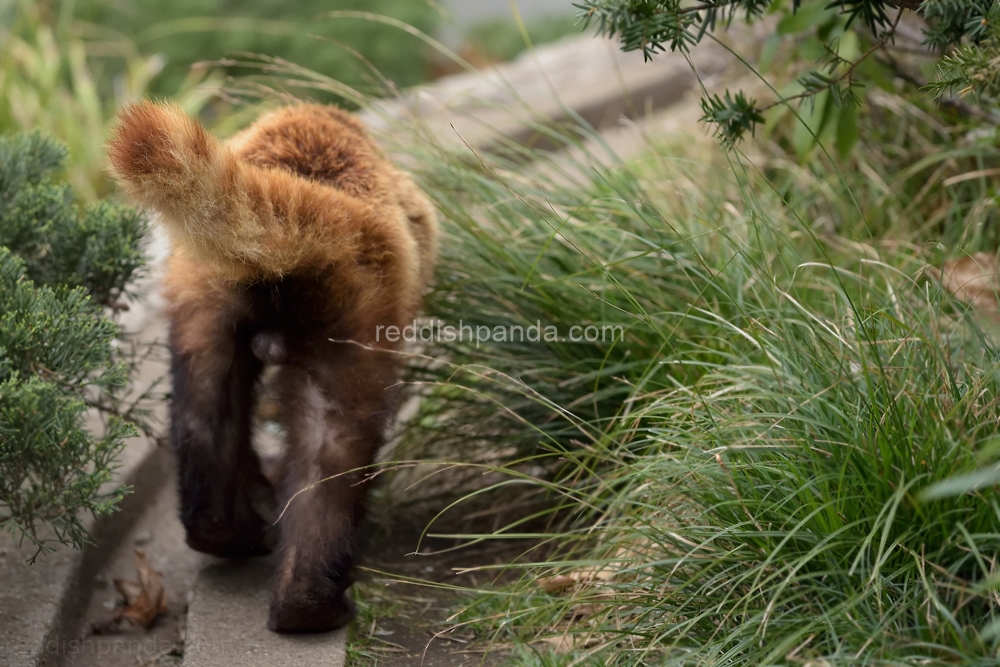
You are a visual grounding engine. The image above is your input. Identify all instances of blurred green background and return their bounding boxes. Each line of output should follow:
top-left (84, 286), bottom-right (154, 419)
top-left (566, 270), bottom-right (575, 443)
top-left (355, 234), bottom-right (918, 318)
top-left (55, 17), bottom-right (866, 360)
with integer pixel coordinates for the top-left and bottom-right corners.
top-left (68, 0), bottom-right (440, 97)
top-left (0, 0), bottom-right (579, 198)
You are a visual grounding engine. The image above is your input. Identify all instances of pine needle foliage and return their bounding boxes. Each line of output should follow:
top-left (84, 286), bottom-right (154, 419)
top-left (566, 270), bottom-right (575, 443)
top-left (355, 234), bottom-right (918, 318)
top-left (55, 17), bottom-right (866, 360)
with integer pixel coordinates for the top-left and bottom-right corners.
top-left (928, 2), bottom-right (1000, 104)
top-left (0, 131), bottom-right (147, 560)
top-left (574, 0), bottom-right (998, 145)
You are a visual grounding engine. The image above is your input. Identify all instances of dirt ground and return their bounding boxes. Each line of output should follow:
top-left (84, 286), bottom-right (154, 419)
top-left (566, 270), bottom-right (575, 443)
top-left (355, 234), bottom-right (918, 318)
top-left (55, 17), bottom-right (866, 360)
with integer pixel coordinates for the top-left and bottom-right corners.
top-left (348, 481), bottom-right (545, 666)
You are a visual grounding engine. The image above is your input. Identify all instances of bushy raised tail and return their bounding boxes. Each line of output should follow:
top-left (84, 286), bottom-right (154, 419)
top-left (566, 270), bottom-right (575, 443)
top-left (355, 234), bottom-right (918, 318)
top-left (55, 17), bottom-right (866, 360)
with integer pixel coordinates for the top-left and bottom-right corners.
top-left (107, 101), bottom-right (384, 281)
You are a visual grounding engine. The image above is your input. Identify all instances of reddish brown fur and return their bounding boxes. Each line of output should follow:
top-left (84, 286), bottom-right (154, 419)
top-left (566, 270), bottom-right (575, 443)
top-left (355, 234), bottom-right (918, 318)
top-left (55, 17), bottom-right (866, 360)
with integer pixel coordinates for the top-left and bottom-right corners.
top-left (107, 101), bottom-right (438, 633)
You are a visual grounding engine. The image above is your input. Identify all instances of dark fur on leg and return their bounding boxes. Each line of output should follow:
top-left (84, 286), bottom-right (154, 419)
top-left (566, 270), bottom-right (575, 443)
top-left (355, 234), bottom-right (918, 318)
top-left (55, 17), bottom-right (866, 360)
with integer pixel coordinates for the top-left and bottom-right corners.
top-left (266, 346), bottom-right (397, 633)
top-left (170, 324), bottom-right (276, 558)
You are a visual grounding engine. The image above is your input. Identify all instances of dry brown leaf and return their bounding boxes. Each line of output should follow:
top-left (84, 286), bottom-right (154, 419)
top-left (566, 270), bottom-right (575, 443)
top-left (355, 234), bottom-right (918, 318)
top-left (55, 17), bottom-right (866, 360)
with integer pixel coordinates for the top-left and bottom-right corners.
top-left (538, 538), bottom-right (654, 595)
top-left (541, 633), bottom-right (576, 654)
top-left (539, 630), bottom-right (602, 655)
top-left (936, 253), bottom-right (1000, 317)
top-left (111, 549), bottom-right (168, 629)
top-left (566, 603), bottom-right (603, 620)
top-left (538, 575), bottom-right (579, 594)
top-left (538, 568), bottom-right (615, 594)
top-left (114, 579), bottom-right (143, 604)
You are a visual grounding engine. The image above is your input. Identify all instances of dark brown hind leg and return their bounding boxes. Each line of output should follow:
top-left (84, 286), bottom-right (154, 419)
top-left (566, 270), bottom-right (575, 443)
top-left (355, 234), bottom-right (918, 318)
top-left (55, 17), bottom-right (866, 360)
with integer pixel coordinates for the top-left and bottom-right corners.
top-left (169, 318), bottom-right (275, 558)
top-left (267, 344), bottom-right (398, 633)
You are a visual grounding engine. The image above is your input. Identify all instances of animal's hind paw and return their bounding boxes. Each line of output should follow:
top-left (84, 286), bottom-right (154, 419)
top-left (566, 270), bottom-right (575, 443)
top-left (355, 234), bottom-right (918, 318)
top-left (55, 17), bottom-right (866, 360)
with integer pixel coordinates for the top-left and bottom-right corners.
top-left (267, 591), bottom-right (355, 633)
top-left (180, 477), bottom-right (278, 558)
top-left (184, 520), bottom-right (275, 559)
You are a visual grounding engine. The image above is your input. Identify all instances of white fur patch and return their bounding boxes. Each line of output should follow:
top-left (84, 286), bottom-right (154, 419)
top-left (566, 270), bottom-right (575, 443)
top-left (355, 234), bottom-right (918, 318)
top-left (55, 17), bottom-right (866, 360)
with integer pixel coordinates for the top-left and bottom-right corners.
top-left (297, 381), bottom-right (350, 482)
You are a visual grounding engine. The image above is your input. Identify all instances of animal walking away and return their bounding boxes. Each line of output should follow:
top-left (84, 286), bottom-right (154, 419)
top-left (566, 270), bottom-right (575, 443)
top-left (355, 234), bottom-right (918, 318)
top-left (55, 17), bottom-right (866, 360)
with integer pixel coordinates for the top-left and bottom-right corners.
top-left (107, 100), bottom-right (438, 633)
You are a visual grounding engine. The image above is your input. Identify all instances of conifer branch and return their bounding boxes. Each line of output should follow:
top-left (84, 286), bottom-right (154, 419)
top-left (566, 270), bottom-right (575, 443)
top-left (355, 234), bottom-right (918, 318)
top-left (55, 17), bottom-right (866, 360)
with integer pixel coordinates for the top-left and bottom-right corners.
top-left (577, 0), bottom-right (997, 147)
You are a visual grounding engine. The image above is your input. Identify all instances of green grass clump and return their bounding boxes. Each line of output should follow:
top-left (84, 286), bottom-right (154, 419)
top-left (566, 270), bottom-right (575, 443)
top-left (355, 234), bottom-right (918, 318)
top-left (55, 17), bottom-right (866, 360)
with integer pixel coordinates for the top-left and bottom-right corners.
top-left (386, 102), bottom-right (1000, 663)
top-left (71, 0), bottom-right (439, 100)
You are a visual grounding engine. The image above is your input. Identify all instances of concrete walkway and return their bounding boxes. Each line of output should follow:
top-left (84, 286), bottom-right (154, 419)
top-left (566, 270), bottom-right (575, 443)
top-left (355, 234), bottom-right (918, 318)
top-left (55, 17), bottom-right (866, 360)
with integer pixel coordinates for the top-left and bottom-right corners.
top-left (185, 561), bottom-right (347, 667)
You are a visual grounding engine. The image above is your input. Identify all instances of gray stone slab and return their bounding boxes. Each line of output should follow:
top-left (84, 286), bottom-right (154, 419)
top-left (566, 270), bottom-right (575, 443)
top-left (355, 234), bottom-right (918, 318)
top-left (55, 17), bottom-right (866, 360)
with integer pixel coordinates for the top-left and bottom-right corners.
top-left (0, 446), bottom-right (171, 667)
top-left (65, 479), bottom-right (205, 667)
top-left (362, 32), bottom-right (742, 157)
top-left (0, 536), bottom-right (80, 667)
top-left (183, 559), bottom-right (347, 667)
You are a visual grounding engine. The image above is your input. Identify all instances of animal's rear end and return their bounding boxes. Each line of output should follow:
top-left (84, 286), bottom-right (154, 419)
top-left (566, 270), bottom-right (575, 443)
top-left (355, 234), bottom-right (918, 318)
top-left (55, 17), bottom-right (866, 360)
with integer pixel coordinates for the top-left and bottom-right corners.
top-left (108, 101), bottom-right (438, 633)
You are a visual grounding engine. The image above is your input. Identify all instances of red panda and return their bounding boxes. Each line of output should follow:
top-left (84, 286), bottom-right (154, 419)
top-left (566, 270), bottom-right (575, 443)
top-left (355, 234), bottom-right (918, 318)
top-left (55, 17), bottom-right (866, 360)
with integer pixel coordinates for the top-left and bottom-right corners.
top-left (107, 101), bottom-right (438, 633)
